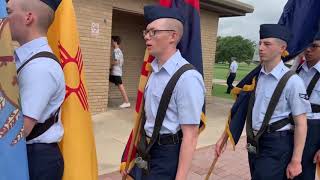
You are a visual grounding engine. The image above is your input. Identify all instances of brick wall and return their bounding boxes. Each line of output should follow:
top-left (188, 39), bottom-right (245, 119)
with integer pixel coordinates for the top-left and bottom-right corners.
top-left (73, 0), bottom-right (113, 114)
top-left (73, 0), bottom-right (219, 114)
top-left (200, 10), bottom-right (219, 98)
top-left (108, 10), bottom-right (146, 102)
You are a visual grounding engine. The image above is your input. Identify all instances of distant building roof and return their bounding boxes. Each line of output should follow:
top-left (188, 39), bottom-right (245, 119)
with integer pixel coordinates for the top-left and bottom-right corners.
top-left (200, 0), bottom-right (254, 17)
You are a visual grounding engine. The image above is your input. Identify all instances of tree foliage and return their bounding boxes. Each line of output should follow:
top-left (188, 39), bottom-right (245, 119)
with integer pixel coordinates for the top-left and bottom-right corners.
top-left (215, 36), bottom-right (256, 64)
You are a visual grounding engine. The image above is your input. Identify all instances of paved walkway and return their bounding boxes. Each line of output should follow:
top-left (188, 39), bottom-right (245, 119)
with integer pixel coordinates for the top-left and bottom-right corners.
top-left (99, 137), bottom-right (250, 180)
top-left (95, 96), bottom-right (320, 180)
top-left (93, 97), bottom-right (236, 175)
top-left (212, 79), bottom-right (239, 86)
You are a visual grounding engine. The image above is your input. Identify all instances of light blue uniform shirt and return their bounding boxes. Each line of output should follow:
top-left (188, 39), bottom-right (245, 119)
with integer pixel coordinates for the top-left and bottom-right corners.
top-left (298, 61), bottom-right (320, 120)
top-left (252, 61), bottom-right (311, 131)
top-left (230, 61), bottom-right (238, 73)
top-left (144, 50), bottom-right (205, 137)
top-left (15, 37), bottom-right (65, 144)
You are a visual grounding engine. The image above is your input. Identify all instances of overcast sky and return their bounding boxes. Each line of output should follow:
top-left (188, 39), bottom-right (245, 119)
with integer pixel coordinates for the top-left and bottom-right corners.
top-left (217, 0), bottom-right (287, 42)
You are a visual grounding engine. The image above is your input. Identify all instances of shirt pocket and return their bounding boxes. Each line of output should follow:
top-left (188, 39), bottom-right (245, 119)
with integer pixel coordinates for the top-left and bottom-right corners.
top-left (151, 90), bottom-right (162, 116)
top-left (263, 90), bottom-right (287, 114)
top-left (310, 85), bottom-right (320, 105)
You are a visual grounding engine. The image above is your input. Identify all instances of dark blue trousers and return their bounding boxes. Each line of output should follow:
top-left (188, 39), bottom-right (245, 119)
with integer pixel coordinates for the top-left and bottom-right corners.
top-left (294, 120), bottom-right (320, 180)
top-left (226, 73), bottom-right (236, 93)
top-left (248, 131), bottom-right (293, 180)
top-left (141, 142), bottom-right (181, 180)
top-left (27, 143), bottom-right (64, 180)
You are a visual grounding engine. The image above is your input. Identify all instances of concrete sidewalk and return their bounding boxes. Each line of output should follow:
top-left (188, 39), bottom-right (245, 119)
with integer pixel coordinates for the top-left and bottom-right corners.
top-left (212, 79), bottom-right (239, 86)
top-left (99, 137), bottom-right (250, 180)
top-left (93, 97), bottom-right (235, 175)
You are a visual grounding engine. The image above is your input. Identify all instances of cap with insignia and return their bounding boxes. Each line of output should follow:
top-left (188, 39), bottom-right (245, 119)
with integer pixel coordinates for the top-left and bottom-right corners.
top-left (260, 24), bottom-right (292, 43)
top-left (143, 5), bottom-right (184, 25)
top-left (40, 0), bottom-right (61, 11)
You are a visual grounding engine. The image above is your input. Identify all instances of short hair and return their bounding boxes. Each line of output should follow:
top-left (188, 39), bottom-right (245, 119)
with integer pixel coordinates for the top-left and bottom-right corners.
top-left (19, 0), bottom-right (55, 32)
top-left (162, 18), bottom-right (184, 45)
top-left (112, 36), bottom-right (121, 45)
top-left (275, 38), bottom-right (287, 47)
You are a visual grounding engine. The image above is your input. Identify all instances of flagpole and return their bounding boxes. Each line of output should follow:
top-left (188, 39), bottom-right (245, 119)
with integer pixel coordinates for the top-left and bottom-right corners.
top-left (205, 156), bottom-right (219, 180)
top-left (205, 132), bottom-right (228, 180)
top-left (122, 111), bottom-right (143, 180)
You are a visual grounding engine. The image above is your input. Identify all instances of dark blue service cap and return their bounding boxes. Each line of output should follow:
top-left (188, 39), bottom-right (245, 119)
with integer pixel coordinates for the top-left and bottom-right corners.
top-left (260, 24), bottom-right (292, 43)
top-left (314, 31), bottom-right (320, 41)
top-left (40, 0), bottom-right (61, 11)
top-left (144, 5), bottom-right (184, 24)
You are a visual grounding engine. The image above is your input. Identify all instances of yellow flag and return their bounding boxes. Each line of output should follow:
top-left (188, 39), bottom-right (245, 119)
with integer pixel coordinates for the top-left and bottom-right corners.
top-left (47, 0), bottom-right (98, 179)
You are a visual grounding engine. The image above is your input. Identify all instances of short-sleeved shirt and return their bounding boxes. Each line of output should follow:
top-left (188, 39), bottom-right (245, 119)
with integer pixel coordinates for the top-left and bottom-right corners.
top-left (230, 61), bottom-right (238, 73)
top-left (111, 48), bottom-right (124, 76)
top-left (144, 50), bottom-right (206, 137)
top-left (15, 37), bottom-right (65, 144)
top-left (298, 61), bottom-right (320, 120)
top-left (252, 61), bottom-right (311, 131)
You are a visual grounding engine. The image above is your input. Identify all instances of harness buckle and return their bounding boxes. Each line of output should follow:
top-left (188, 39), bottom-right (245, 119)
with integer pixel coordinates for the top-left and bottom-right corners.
top-left (246, 143), bottom-right (257, 154)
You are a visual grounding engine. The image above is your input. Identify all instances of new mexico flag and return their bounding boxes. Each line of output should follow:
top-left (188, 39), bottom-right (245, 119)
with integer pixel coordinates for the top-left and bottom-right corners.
top-left (47, 0), bottom-right (98, 179)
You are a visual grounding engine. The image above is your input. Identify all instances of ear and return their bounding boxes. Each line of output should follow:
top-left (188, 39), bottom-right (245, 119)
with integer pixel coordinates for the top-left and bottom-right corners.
top-left (280, 44), bottom-right (287, 53)
top-left (169, 31), bottom-right (178, 44)
top-left (25, 12), bottom-right (34, 26)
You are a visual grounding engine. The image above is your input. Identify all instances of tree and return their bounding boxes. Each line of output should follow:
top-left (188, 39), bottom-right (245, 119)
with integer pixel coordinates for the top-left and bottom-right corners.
top-left (215, 36), bottom-right (256, 64)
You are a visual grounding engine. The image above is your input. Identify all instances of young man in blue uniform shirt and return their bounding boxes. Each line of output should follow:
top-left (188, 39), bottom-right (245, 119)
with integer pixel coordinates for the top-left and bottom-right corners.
top-left (215, 24), bottom-right (310, 180)
top-left (122, 5), bottom-right (205, 180)
top-left (294, 31), bottom-right (320, 180)
top-left (7, 0), bottom-right (65, 179)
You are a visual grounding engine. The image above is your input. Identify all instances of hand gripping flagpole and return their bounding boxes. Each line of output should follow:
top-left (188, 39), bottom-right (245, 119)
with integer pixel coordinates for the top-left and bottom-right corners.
top-left (205, 132), bottom-right (228, 180)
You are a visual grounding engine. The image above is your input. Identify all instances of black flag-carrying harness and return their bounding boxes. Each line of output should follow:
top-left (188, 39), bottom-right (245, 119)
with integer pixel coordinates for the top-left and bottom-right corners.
top-left (136, 64), bottom-right (196, 173)
top-left (17, 51), bottom-right (61, 141)
top-left (306, 71), bottom-right (320, 113)
top-left (246, 71), bottom-right (295, 155)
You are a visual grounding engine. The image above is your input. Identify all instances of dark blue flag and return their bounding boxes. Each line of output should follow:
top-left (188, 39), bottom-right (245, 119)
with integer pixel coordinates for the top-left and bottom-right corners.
top-left (279, 0), bottom-right (320, 60)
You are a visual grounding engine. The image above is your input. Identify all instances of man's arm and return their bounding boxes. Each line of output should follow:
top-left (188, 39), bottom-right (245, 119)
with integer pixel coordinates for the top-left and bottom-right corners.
top-left (23, 116), bottom-right (37, 137)
top-left (286, 113), bottom-right (307, 179)
top-left (111, 60), bottom-right (119, 65)
top-left (215, 131), bottom-right (228, 157)
top-left (175, 124), bottom-right (199, 180)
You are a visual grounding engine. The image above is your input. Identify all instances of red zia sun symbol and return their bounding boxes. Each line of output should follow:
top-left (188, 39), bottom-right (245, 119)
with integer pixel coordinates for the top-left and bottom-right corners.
top-left (58, 42), bottom-right (89, 111)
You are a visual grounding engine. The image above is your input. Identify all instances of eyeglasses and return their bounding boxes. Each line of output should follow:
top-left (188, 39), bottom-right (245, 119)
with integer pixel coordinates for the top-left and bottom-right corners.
top-left (142, 29), bottom-right (175, 37)
top-left (308, 43), bottom-right (320, 49)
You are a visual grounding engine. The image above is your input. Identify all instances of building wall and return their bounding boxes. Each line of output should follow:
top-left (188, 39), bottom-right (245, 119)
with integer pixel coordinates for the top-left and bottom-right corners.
top-left (73, 0), bottom-right (219, 114)
top-left (73, 0), bottom-right (113, 114)
top-left (108, 10), bottom-right (146, 101)
top-left (200, 10), bottom-right (219, 98)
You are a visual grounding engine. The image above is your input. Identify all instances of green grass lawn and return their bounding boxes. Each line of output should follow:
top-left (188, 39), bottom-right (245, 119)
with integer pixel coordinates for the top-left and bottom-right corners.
top-left (211, 83), bottom-right (233, 100)
top-left (213, 63), bottom-right (257, 81)
top-left (212, 63), bottom-right (257, 99)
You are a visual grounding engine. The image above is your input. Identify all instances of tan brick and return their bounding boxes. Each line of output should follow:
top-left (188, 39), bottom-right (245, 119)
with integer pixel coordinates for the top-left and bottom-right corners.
top-left (72, 0), bottom-right (220, 114)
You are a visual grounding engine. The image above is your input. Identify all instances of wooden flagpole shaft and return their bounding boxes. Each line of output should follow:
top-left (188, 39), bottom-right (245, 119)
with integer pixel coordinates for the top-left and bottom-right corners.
top-left (205, 134), bottom-right (228, 180)
top-left (122, 113), bottom-right (142, 180)
top-left (205, 156), bottom-right (219, 180)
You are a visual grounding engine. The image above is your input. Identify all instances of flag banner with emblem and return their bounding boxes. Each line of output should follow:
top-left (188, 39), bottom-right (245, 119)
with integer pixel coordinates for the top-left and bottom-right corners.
top-left (278, 0), bottom-right (320, 61)
top-left (120, 0), bottom-right (206, 178)
top-left (47, 0), bottom-right (98, 179)
top-left (0, 0), bottom-right (29, 179)
top-left (225, 0), bottom-right (320, 148)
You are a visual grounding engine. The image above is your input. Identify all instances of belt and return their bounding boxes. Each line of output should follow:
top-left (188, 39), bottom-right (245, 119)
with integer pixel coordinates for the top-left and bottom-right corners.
top-left (311, 104), bottom-right (320, 113)
top-left (147, 131), bottom-right (183, 145)
top-left (253, 129), bottom-right (293, 137)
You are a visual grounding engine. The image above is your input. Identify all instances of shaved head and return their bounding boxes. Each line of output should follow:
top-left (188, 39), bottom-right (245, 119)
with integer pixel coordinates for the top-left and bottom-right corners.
top-left (19, 0), bottom-right (55, 32)
top-left (162, 18), bottom-right (184, 45)
top-left (7, 0), bottom-right (55, 44)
